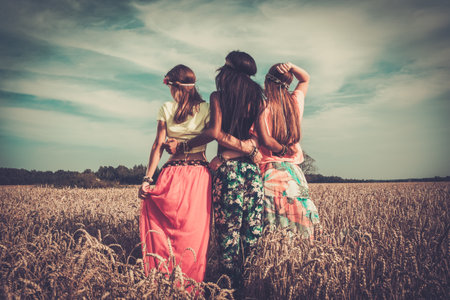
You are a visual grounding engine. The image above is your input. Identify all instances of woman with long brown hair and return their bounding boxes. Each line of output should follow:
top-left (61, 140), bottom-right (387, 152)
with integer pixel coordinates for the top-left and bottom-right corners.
top-left (256, 62), bottom-right (320, 239)
top-left (167, 51), bottom-right (265, 293)
top-left (138, 64), bottom-right (211, 282)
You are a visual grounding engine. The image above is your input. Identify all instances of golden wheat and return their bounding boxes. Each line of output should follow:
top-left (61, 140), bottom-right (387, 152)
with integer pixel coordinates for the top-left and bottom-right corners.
top-left (0, 182), bottom-right (448, 299)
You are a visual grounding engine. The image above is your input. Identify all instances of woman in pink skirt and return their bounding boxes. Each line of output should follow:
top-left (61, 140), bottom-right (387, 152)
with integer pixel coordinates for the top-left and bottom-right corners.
top-left (138, 64), bottom-right (211, 282)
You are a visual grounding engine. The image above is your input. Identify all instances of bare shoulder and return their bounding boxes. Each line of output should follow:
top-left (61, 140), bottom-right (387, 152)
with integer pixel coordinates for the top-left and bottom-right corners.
top-left (209, 92), bottom-right (221, 109)
top-left (292, 89), bottom-right (305, 99)
top-left (210, 91), bottom-right (219, 102)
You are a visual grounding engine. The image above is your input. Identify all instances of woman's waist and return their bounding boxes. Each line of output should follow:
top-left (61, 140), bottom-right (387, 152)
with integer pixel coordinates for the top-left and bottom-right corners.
top-left (258, 145), bottom-right (304, 164)
top-left (167, 139), bottom-right (207, 154)
top-left (163, 158), bottom-right (209, 169)
top-left (166, 133), bottom-right (207, 151)
top-left (168, 152), bottom-right (206, 162)
top-left (259, 154), bottom-right (304, 164)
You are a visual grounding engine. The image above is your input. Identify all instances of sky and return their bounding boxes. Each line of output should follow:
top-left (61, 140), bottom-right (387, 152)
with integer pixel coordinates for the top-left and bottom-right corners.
top-left (0, 0), bottom-right (449, 180)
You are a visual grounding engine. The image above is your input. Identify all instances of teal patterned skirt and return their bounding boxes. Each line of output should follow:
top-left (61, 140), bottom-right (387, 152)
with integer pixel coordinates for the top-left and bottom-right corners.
top-left (260, 161), bottom-right (320, 239)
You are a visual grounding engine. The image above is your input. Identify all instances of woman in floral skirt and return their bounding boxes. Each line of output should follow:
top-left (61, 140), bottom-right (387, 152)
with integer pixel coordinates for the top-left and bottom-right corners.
top-left (255, 62), bottom-right (320, 239)
top-left (168, 51), bottom-right (265, 292)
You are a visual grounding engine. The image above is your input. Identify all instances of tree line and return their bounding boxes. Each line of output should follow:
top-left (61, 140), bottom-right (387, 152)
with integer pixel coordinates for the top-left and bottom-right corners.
top-left (0, 165), bottom-right (160, 188)
top-left (0, 154), bottom-right (317, 188)
top-left (1, 155), bottom-right (447, 188)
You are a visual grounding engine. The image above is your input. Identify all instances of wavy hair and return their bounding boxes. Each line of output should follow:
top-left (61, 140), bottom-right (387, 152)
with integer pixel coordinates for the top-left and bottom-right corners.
top-left (215, 51), bottom-right (264, 139)
top-left (264, 63), bottom-right (301, 145)
top-left (165, 64), bottom-right (204, 123)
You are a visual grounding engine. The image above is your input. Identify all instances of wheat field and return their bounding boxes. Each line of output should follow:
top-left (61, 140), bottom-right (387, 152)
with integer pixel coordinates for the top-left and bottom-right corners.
top-left (0, 182), bottom-right (448, 299)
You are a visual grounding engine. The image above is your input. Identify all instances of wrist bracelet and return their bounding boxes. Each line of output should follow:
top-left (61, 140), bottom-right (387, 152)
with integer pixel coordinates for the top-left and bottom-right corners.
top-left (248, 146), bottom-right (258, 159)
top-left (274, 144), bottom-right (287, 157)
top-left (142, 176), bottom-right (153, 184)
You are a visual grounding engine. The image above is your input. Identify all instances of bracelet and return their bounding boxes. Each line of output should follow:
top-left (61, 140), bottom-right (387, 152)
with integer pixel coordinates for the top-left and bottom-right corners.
top-left (274, 144), bottom-right (287, 157)
top-left (248, 146), bottom-right (258, 159)
top-left (142, 176), bottom-right (153, 184)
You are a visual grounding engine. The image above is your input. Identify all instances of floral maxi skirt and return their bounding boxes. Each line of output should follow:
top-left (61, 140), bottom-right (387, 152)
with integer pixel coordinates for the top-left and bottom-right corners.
top-left (260, 161), bottom-right (320, 239)
top-left (212, 159), bottom-right (264, 286)
top-left (140, 161), bottom-right (211, 282)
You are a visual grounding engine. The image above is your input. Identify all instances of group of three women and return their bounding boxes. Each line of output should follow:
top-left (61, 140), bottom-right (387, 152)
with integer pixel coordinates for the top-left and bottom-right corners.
top-left (138, 51), bottom-right (320, 291)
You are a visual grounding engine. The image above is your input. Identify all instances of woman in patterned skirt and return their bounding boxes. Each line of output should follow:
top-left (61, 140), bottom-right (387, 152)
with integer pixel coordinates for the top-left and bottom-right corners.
top-left (255, 62), bottom-right (320, 239)
top-left (167, 51), bottom-right (265, 291)
top-left (138, 64), bottom-right (211, 282)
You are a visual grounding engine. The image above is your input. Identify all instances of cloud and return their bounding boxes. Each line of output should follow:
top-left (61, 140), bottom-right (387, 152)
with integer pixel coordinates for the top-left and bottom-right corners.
top-left (303, 71), bottom-right (450, 179)
top-left (0, 0), bottom-right (449, 178)
top-left (0, 107), bottom-right (151, 147)
top-left (0, 75), bottom-right (163, 121)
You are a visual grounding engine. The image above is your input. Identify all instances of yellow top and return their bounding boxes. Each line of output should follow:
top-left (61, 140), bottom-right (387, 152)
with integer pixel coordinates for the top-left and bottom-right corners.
top-left (157, 101), bottom-right (210, 153)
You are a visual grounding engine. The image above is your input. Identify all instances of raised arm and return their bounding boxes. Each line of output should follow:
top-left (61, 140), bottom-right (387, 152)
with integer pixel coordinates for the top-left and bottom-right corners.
top-left (277, 62), bottom-right (310, 95)
top-left (257, 62), bottom-right (309, 156)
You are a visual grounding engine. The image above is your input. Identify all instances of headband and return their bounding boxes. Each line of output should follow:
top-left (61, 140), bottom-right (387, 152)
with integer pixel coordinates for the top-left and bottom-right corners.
top-left (163, 77), bottom-right (196, 87)
top-left (266, 73), bottom-right (290, 89)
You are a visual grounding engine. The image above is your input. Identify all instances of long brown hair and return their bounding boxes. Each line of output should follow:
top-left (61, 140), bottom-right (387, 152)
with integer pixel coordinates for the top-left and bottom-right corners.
top-left (264, 64), bottom-right (301, 145)
top-left (216, 51), bottom-right (264, 139)
top-left (165, 64), bottom-right (204, 123)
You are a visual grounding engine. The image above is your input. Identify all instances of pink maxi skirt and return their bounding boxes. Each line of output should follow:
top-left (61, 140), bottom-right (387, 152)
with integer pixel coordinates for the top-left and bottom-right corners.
top-left (140, 161), bottom-right (211, 282)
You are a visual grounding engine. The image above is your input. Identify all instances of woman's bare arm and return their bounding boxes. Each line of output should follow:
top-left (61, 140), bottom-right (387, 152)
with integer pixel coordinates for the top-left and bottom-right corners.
top-left (139, 121), bottom-right (166, 198)
top-left (278, 62), bottom-right (310, 95)
top-left (255, 107), bottom-right (283, 153)
top-left (166, 92), bottom-right (255, 154)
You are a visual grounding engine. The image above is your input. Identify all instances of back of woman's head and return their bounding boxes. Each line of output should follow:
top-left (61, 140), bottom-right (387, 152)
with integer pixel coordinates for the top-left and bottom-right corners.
top-left (164, 64), bottom-right (204, 123)
top-left (215, 51), bottom-right (264, 139)
top-left (225, 51), bottom-right (257, 76)
top-left (266, 64), bottom-right (294, 87)
top-left (265, 63), bottom-right (301, 145)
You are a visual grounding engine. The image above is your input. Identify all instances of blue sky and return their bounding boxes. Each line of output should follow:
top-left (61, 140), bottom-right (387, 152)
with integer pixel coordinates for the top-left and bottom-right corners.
top-left (0, 0), bottom-right (449, 180)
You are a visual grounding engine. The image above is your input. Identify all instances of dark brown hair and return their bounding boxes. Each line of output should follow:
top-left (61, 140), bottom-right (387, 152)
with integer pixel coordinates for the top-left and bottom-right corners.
top-left (264, 63), bottom-right (301, 145)
top-left (165, 64), bottom-right (204, 123)
top-left (215, 51), bottom-right (264, 140)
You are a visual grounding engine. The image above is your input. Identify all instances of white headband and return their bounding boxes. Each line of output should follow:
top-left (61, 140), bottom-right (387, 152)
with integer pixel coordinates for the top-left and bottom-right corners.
top-left (164, 77), bottom-right (195, 87)
top-left (170, 81), bottom-right (195, 87)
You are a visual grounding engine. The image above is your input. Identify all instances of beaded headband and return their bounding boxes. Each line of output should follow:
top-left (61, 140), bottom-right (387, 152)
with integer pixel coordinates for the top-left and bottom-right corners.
top-left (266, 73), bottom-right (290, 89)
top-left (163, 77), bottom-right (196, 87)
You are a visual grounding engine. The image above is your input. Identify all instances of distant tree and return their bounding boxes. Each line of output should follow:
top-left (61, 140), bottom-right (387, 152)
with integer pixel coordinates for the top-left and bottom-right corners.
top-left (115, 165), bottom-right (130, 183)
top-left (300, 152), bottom-right (318, 175)
top-left (0, 164), bottom-right (166, 187)
top-left (131, 164), bottom-right (147, 184)
top-left (96, 166), bottom-right (116, 181)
